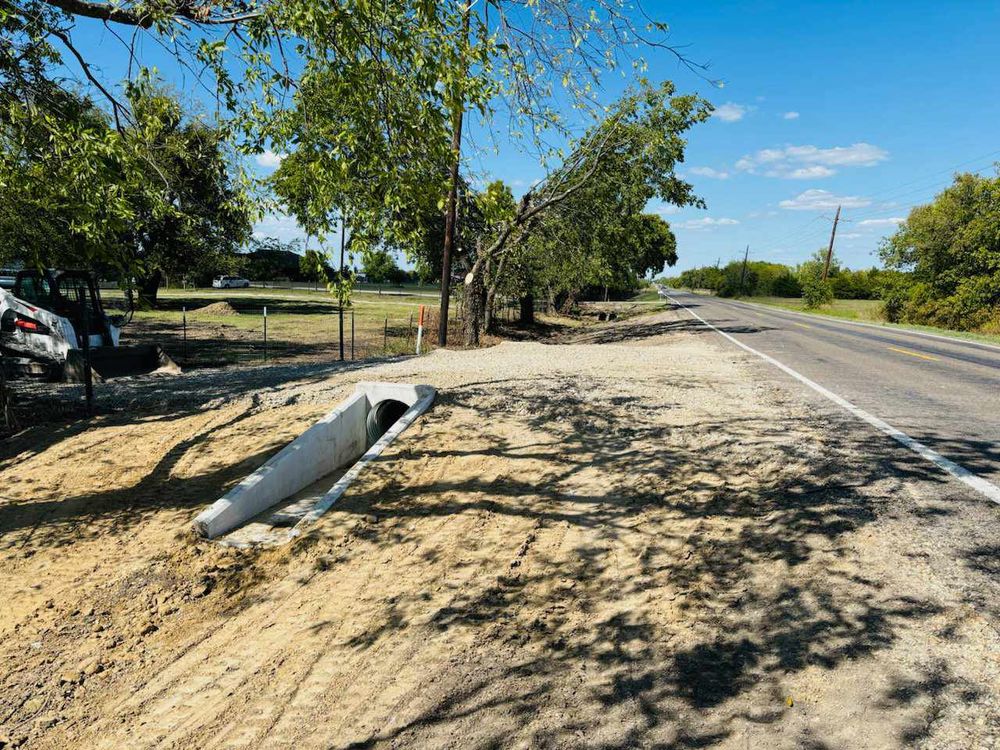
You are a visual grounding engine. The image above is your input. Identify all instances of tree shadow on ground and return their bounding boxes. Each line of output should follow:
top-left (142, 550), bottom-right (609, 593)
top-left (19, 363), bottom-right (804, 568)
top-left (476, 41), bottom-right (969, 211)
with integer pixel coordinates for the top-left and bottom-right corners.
top-left (1, 358), bottom-right (384, 467)
top-left (4, 363), bottom-right (995, 747)
top-left (560, 316), bottom-right (774, 344)
top-left (0, 408), bottom-right (280, 548)
top-left (291, 374), bottom-right (990, 748)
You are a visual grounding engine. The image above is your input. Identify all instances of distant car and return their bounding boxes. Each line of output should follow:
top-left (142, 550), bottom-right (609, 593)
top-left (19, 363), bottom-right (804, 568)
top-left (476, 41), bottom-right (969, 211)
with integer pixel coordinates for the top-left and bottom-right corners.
top-left (212, 275), bottom-right (250, 289)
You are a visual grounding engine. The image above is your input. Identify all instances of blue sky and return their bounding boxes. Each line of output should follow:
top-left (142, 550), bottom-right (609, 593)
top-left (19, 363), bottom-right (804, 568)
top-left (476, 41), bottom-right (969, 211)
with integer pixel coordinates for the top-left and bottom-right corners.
top-left (68, 1), bottom-right (1000, 273)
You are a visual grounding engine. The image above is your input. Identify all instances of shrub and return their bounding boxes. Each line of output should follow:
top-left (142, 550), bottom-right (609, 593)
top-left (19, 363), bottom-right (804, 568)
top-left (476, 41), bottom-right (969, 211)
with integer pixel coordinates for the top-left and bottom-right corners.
top-left (802, 278), bottom-right (834, 309)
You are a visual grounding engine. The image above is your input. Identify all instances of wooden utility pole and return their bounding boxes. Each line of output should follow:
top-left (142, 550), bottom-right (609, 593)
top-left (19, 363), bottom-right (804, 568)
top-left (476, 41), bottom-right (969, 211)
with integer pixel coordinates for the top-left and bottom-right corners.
top-left (822, 205), bottom-right (841, 281)
top-left (738, 245), bottom-right (750, 296)
top-left (438, 4), bottom-right (471, 347)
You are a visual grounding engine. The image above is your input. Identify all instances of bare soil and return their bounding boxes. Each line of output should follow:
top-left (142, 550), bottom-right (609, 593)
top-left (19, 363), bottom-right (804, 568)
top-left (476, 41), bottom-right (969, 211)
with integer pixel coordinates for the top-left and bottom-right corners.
top-left (0, 307), bottom-right (997, 749)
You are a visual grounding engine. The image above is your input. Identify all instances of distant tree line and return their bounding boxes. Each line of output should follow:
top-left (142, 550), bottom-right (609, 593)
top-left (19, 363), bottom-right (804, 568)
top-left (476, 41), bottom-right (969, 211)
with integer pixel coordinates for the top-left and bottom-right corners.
top-left (662, 254), bottom-right (889, 302)
top-left (231, 240), bottom-right (427, 286)
top-left (661, 171), bottom-right (1000, 333)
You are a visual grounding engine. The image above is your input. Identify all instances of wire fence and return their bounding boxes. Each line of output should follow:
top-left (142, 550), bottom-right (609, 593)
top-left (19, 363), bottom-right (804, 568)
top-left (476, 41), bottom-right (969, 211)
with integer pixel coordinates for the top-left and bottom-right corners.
top-left (115, 302), bottom-right (451, 371)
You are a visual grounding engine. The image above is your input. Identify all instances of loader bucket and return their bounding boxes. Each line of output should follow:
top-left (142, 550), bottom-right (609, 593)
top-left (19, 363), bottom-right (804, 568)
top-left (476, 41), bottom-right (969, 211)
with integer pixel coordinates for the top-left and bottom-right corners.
top-left (64, 345), bottom-right (180, 382)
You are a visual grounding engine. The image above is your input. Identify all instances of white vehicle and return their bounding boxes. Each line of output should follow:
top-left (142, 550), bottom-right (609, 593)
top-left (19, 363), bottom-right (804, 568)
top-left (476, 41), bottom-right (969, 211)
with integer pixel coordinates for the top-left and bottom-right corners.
top-left (212, 275), bottom-right (251, 289)
top-left (0, 269), bottom-right (177, 381)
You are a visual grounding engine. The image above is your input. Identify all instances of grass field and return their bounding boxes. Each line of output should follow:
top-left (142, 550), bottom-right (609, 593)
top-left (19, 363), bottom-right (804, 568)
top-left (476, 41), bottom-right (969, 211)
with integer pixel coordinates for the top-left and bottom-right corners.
top-left (628, 288), bottom-right (664, 302)
top-left (744, 296), bottom-right (1000, 346)
top-left (745, 296), bottom-right (883, 321)
top-left (105, 287), bottom-right (453, 368)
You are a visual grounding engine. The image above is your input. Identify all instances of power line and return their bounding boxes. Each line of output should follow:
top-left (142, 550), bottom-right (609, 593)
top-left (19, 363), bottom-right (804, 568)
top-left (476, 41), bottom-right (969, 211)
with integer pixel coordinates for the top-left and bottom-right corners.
top-left (757, 153), bottom-right (1000, 262)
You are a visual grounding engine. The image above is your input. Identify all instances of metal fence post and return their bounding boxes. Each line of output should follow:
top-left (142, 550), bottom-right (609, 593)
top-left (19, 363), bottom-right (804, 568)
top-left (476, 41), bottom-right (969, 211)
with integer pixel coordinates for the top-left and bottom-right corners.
top-left (416, 305), bottom-right (425, 355)
top-left (263, 306), bottom-right (268, 363)
top-left (351, 309), bottom-right (355, 360)
top-left (383, 316), bottom-right (388, 353)
top-left (81, 290), bottom-right (93, 416)
top-left (182, 306), bottom-right (187, 362)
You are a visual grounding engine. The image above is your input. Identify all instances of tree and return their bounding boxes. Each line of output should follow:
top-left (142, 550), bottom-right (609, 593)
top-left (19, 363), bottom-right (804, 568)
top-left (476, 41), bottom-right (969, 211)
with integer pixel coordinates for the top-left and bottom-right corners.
top-left (5, 0), bottom-right (715, 329)
top-left (121, 87), bottom-right (254, 305)
top-left (460, 80), bottom-right (711, 345)
top-left (0, 84), bottom-right (253, 303)
top-left (798, 247), bottom-right (842, 284)
top-left (300, 248), bottom-right (327, 287)
top-left (629, 214), bottom-right (679, 280)
top-left (431, 2), bottom-right (717, 344)
top-left (802, 277), bottom-right (834, 309)
top-left (362, 250), bottom-right (406, 285)
top-left (880, 171), bottom-right (1000, 330)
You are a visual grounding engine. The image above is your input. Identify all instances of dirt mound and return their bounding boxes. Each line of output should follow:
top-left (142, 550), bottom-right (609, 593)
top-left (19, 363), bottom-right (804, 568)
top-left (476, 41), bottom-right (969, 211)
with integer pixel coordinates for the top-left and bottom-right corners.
top-left (193, 301), bottom-right (240, 316)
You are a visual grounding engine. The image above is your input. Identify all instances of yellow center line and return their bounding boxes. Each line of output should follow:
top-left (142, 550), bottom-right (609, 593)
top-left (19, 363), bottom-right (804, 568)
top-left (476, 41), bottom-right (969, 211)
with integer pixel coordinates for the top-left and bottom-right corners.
top-left (887, 345), bottom-right (939, 361)
top-left (792, 322), bottom-right (812, 329)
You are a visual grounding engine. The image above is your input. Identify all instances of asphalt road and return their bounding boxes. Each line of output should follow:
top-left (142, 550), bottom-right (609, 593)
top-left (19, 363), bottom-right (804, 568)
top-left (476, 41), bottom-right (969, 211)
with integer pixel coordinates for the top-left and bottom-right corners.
top-left (665, 290), bottom-right (1000, 498)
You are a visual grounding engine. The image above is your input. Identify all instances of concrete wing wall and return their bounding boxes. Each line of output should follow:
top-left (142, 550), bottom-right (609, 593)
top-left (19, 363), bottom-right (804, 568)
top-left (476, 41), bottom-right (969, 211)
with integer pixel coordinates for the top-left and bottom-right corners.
top-left (193, 391), bottom-right (368, 538)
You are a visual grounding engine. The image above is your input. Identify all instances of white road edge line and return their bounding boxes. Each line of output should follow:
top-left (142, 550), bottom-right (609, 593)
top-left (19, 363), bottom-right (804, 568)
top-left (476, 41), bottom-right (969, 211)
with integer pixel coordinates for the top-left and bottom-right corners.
top-left (720, 294), bottom-right (1000, 354)
top-left (668, 295), bottom-right (1000, 506)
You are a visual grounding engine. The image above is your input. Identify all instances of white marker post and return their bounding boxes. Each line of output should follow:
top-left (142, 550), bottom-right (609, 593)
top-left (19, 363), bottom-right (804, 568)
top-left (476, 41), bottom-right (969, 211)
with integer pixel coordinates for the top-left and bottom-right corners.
top-left (415, 304), bottom-right (425, 355)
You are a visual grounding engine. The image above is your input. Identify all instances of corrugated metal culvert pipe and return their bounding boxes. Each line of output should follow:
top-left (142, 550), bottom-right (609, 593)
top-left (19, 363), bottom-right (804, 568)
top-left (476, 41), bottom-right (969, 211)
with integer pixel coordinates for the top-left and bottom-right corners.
top-left (366, 399), bottom-right (409, 447)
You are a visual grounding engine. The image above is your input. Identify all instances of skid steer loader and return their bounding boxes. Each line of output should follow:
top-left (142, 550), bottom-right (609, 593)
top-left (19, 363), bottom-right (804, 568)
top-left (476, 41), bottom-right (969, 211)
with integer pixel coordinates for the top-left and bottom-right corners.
top-left (0, 269), bottom-right (179, 382)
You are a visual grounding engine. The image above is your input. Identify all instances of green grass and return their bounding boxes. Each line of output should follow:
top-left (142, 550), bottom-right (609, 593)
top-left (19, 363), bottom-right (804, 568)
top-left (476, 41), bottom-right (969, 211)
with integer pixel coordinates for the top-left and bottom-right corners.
top-left (628, 288), bottom-right (664, 302)
top-left (111, 289), bottom-right (452, 368)
top-left (744, 297), bottom-right (883, 321)
top-left (742, 296), bottom-right (1000, 347)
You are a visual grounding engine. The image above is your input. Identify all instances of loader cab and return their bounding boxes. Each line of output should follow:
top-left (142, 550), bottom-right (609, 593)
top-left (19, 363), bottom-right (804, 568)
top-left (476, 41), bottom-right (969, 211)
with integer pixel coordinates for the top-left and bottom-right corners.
top-left (13, 270), bottom-right (112, 346)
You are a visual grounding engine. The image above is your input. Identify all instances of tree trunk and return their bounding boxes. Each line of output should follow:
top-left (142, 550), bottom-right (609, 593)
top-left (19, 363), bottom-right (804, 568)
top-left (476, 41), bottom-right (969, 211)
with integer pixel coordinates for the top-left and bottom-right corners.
top-left (519, 292), bottom-right (535, 325)
top-left (437, 5), bottom-right (470, 346)
top-left (464, 268), bottom-right (485, 347)
top-left (559, 290), bottom-right (577, 315)
top-left (137, 269), bottom-right (163, 309)
top-left (484, 287), bottom-right (496, 333)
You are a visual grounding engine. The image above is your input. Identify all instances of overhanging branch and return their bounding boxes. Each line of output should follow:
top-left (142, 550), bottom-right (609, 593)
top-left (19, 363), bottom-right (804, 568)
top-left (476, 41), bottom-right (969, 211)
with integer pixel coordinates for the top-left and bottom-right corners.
top-left (41, 0), bottom-right (262, 29)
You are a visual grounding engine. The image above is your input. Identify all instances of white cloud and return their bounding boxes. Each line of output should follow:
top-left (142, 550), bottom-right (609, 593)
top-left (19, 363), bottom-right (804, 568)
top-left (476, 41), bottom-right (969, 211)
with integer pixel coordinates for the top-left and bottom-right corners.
top-left (786, 166), bottom-right (836, 179)
top-left (712, 103), bottom-right (750, 123)
top-left (857, 217), bottom-right (905, 228)
top-left (675, 217), bottom-right (740, 230)
top-left (648, 201), bottom-right (682, 216)
top-left (255, 150), bottom-right (285, 169)
top-left (252, 212), bottom-right (306, 243)
top-left (782, 111), bottom-right (800, 120)
top-left (779, 189), bottom-right (871, 211)
top-left (688, 166), bottom-right (730, 180)
top-left (736, 142), bottom-right (888, 179)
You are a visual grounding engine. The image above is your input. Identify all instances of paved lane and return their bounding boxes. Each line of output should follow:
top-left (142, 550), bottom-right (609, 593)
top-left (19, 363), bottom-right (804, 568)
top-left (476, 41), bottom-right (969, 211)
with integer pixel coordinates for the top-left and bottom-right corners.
top-left (666, 290), bottom-right (1000, 495)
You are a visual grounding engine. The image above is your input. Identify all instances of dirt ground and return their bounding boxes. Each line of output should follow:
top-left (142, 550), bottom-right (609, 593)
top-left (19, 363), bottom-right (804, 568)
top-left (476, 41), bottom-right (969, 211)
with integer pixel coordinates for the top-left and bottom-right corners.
top-left (1, 307), bottom-right (998, 748)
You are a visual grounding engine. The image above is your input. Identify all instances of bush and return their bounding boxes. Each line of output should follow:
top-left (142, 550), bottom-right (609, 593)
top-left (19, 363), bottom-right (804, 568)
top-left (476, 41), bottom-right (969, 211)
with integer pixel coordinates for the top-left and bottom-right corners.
top-left (802, 278), bottom-right (834, 309)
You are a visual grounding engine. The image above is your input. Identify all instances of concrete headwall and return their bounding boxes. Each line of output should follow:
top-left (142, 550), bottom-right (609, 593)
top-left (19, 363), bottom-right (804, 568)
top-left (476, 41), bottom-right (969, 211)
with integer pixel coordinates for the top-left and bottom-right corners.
top-left (193, 391), bottom-right (368, 538)
top-left (193, 381), bottom-right (435, 539)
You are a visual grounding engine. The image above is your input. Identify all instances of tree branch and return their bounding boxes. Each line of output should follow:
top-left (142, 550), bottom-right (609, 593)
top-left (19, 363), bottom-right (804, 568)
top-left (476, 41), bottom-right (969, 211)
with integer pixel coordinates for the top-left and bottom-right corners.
top-left (49, 26), bottom-right (131, 129)
top-left (41, 0), bottom-right (262, 29)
